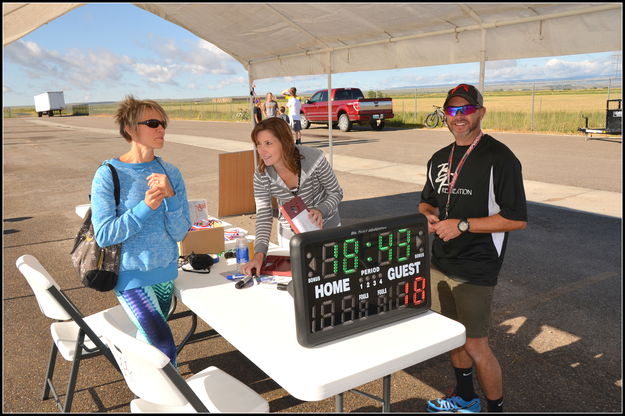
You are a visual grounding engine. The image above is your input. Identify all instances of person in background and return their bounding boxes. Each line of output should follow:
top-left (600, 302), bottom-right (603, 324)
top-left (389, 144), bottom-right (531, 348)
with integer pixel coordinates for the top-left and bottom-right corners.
top-left (240, 117), bottom-right (343, 276)
top-left (90, 95), bottom-right (191, 368)
top-left (281, 87), bottom-right (302, 144)
top-left (278, 106), bottom-right (289, 124)
top-left (419, 84), bottom-right (527, 413)
top-left (262, 92), bottom-right (278, 119)
top-left (253, 98), bottom-right (263, 126)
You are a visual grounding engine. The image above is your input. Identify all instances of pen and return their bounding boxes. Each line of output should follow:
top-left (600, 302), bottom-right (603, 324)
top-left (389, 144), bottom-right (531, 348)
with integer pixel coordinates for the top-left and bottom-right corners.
top-left (226, 273), bottom-right (246, 280)
top-left (235, 269), bottom-right (256, 289)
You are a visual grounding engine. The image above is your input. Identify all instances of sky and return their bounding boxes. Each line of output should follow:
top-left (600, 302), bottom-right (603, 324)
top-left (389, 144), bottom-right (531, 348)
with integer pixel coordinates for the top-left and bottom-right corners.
top-left (3, 3), bottom-right (622, 107)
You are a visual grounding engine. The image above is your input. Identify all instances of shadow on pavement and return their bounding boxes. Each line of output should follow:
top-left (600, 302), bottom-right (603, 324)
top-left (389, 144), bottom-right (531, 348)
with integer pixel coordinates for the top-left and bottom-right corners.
top-left (338, 193), bottom-right (622, 412)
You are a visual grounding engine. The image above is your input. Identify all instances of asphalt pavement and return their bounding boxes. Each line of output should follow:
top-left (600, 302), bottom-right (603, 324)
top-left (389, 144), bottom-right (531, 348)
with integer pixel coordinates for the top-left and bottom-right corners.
top-left (2, 115), bottom-right (622, 413)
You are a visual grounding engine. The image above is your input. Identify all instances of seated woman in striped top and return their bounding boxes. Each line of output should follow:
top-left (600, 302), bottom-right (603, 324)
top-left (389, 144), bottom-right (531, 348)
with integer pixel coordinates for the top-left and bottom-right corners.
top-left (240, 118), bottom-right (343, 276)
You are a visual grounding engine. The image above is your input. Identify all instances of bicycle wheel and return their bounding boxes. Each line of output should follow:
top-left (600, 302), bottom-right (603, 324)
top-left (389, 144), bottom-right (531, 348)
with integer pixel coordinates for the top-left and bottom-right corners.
top-left (424, 112), bottom-right (440, 128)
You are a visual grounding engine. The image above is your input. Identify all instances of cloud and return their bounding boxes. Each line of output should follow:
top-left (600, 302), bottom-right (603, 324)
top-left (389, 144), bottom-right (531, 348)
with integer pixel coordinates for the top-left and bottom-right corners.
top-left (544, 58), bottom-right (605, 76)
top-left (147, 37), bottom-right (238, 76)
top-left (485, 57), bottom-right (616, 81)
top-left (4, 37), bottom-right (241, 93)
top-left (206, 76), bottom-right (247, 90)
top-left (132, 63), bottom-right (179, 85)
top-left (4, 39), bottom-right (133, 90)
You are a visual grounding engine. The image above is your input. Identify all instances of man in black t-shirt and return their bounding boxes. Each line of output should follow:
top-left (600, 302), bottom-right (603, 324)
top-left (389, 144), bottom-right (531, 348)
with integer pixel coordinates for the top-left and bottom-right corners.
top-left (419, 84), bottom-right (527, 413)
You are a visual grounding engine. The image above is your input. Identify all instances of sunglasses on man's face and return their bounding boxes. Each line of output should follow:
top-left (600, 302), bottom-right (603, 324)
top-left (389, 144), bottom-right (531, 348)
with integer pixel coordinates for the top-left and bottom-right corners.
top-left (444, 105), bottom-right (481, 117)
top-left (137, 119), bottom-right (167, 129)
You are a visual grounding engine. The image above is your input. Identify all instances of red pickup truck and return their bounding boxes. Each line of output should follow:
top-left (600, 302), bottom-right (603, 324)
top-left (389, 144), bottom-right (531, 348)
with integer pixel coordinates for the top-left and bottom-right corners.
top-left (300, 88), bottom-right (393, 132)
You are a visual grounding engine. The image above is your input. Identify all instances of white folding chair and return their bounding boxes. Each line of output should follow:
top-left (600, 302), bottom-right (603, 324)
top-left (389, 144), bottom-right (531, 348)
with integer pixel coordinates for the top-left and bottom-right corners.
top-left (99, 308), bottom-right (270, 413)
top-left (15, 254), bottom-right (136, 412)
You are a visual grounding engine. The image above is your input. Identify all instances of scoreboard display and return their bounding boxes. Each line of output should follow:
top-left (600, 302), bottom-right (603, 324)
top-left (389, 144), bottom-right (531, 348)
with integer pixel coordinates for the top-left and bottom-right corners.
top-left (289, 214), bottom-right (431, 347)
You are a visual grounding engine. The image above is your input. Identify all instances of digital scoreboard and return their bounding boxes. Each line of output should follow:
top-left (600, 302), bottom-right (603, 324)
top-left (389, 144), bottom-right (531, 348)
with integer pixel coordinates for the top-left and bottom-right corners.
top-left (289, 214), bottom-right (430, 347)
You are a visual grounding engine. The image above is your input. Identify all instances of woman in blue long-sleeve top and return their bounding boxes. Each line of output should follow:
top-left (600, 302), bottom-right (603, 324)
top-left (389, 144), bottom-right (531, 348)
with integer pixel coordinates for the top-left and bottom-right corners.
top-left (90, 95), bottom-right (191, 367)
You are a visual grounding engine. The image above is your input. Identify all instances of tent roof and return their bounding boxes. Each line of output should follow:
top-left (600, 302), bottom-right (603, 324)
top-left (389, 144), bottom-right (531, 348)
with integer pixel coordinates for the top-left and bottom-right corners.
top-left (3, 3), bottom-right (622, 81)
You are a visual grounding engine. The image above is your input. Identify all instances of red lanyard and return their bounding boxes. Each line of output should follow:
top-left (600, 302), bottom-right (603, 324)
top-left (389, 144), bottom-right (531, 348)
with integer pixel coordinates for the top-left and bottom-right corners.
top-left (444, 132), bottom-right (483, 219)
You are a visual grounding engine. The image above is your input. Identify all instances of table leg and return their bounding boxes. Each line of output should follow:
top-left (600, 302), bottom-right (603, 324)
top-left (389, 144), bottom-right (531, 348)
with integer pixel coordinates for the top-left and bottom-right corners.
top-left (174, 311), bottom-right (198, 354)
top-left (335, 392), bottom-right (344, 412)
top-left (382, 374), bottom-right (391, 412)
top-left (341, 374), bottom-right (392, 412)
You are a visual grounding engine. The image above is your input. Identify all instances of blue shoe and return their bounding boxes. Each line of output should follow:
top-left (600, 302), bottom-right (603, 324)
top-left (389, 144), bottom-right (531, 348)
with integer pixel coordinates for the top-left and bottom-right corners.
top-left (426, 393), bottom-right (481, 413)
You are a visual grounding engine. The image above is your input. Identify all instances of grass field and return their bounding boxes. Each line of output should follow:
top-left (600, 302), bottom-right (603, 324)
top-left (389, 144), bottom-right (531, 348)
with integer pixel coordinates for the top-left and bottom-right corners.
top-left (4, 88), bottom-right (621, 135)
top-left (388, 89), bottom-right (621, 133)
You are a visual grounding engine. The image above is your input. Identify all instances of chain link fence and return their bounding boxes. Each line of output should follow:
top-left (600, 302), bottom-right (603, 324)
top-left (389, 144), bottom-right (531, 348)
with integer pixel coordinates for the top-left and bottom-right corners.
top-left (4, 78), bottom-right (621, 134)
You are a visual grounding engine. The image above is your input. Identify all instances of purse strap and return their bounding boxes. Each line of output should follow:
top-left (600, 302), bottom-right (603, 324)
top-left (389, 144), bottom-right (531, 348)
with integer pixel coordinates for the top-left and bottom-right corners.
top-left (89, 162), bottom-right (120, 206)
top-left (105, 163), bottom-right (121, 206)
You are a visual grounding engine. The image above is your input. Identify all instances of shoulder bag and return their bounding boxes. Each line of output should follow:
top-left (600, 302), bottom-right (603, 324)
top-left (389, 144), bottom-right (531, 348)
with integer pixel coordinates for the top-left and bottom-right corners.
top-left (70, 163), bottom-right (122, 292)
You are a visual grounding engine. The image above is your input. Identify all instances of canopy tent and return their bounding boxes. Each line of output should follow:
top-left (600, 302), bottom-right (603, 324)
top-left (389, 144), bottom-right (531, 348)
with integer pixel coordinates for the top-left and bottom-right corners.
top-left (3, 2), bottom-right (622, 162)
top-left (4, 3), bottom-right (621, 80)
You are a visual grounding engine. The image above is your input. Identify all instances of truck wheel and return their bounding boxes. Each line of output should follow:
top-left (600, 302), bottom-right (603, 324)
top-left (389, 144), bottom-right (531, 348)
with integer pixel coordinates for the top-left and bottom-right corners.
top-left (370, 120), bottom-right (385, 130)
top-left (338, 113), bottom-right (352, 132)
top-left (300, 113), bottom-right (310, 129)
top-left (38, 112), bottom-right (42, 117)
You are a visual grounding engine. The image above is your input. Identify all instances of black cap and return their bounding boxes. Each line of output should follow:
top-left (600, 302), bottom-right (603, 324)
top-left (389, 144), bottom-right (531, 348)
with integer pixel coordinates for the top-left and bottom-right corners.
top-left (444, 84), bottom-right (483, 107)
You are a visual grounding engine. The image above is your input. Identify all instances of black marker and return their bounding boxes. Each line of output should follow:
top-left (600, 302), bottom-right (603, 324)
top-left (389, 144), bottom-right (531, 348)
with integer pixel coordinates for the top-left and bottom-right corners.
top-left (235, 269), bottom-right (256, 289)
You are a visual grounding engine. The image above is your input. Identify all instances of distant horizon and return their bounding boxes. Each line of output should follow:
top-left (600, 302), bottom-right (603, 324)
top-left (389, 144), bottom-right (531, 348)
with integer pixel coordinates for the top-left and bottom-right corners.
top-left (4, 74), bottom-right (621, 108)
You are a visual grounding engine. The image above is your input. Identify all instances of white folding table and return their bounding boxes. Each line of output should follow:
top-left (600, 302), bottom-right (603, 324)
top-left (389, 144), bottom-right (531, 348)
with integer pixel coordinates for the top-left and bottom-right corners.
top-left (175, 248), bottom-right (466, 412)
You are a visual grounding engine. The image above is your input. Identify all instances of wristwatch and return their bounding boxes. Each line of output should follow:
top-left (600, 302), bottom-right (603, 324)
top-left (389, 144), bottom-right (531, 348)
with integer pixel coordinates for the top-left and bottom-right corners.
top-left (458, 219), bottom-right (470, 233)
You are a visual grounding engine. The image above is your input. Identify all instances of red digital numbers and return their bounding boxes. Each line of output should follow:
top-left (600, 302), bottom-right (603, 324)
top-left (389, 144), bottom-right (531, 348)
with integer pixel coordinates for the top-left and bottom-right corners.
top-left (311, 276), bottom-right (427, 332)
top-left (404, 276), bottom-right (426, 306)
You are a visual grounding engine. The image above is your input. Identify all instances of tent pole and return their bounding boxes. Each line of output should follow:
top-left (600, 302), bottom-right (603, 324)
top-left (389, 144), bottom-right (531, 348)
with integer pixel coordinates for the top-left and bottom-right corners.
top-left (249, 72), bottom-right (257, 170)
top-left (328, 53), bottom-right (333, 167)
top-left (479, 29), bottom-right (486, 92)
top-left (249, 72), bottom-right (255, 128)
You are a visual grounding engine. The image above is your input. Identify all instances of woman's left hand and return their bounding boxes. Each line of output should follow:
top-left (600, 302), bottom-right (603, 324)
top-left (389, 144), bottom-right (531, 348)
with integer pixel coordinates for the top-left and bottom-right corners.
top-left (147, 173), bottom-right (174, 198)
top-left (308, 208), bottom-right (324, 229)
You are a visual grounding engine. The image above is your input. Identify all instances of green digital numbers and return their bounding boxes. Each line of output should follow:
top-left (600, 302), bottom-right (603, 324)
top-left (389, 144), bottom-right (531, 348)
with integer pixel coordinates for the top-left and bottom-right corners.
top-left (342, 238), bottom-right (359, 274)
top-left (320, 228), bottom-right (416, 277)
top-left (378, 232), bottom-right (393, 266)
top-left (397, 228), bottom-right (411, 262)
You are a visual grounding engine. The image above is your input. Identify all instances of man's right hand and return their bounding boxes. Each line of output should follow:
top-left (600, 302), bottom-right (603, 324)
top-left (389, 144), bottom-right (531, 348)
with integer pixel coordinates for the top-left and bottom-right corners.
top-left (424, 214), bottom-right (440, 234)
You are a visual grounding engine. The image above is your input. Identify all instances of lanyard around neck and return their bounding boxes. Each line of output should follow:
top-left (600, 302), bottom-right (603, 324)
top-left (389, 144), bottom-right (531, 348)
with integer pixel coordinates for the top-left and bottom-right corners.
top-left (444, 132), bottom-right (483, 219)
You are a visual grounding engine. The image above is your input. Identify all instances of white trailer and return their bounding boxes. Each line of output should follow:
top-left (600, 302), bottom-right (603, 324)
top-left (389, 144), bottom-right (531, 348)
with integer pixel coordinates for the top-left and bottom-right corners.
top-left (34, 91), bottom-right (65, 117)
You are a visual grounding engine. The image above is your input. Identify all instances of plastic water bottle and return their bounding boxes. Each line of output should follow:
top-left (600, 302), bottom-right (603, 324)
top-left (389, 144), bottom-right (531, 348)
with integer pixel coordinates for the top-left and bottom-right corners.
top-left (235, 232), bottom-right (249, 272)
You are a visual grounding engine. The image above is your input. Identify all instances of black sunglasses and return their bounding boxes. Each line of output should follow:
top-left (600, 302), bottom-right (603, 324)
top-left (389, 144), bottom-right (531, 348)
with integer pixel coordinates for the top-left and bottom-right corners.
top-left (137, 119), bottom-right (167, 129)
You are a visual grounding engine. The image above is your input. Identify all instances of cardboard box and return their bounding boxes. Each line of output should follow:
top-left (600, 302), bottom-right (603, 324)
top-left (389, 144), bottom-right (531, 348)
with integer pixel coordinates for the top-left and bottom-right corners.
top-left (179, 228), bottom-right (225, 256)
top-left (179, 216), bottom-right (231, 256)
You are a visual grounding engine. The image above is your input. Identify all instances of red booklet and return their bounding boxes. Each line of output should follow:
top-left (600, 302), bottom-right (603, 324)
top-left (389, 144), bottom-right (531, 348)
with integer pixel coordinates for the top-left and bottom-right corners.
top-left (278, 196), bottom-right (320, 234)
top-left (260, 255), bottom-right (291, 276)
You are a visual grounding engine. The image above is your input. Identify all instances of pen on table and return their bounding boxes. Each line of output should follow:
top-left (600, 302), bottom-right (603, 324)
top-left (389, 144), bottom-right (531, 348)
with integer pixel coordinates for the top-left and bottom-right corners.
top-left (235, 269), bottom-right (256, 289)
top-left (226, 273), bottom-right (246, 280)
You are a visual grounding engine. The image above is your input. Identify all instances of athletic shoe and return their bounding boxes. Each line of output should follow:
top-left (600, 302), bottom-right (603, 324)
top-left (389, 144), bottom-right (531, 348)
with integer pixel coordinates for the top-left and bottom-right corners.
top-left (426, 393), bottom-right (481, 413)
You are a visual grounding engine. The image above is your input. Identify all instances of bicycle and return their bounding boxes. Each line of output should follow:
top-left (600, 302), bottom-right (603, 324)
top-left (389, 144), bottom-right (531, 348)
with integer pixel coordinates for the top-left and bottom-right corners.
top-left (424, 105), bottom-right (446, 128)
top-left (233, 108), bottom-right (250, 121)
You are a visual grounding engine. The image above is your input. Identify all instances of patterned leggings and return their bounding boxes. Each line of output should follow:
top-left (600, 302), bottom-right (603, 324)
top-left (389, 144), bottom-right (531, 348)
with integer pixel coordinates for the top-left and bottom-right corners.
top-left (116, 280), bottom-right (177, 367)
